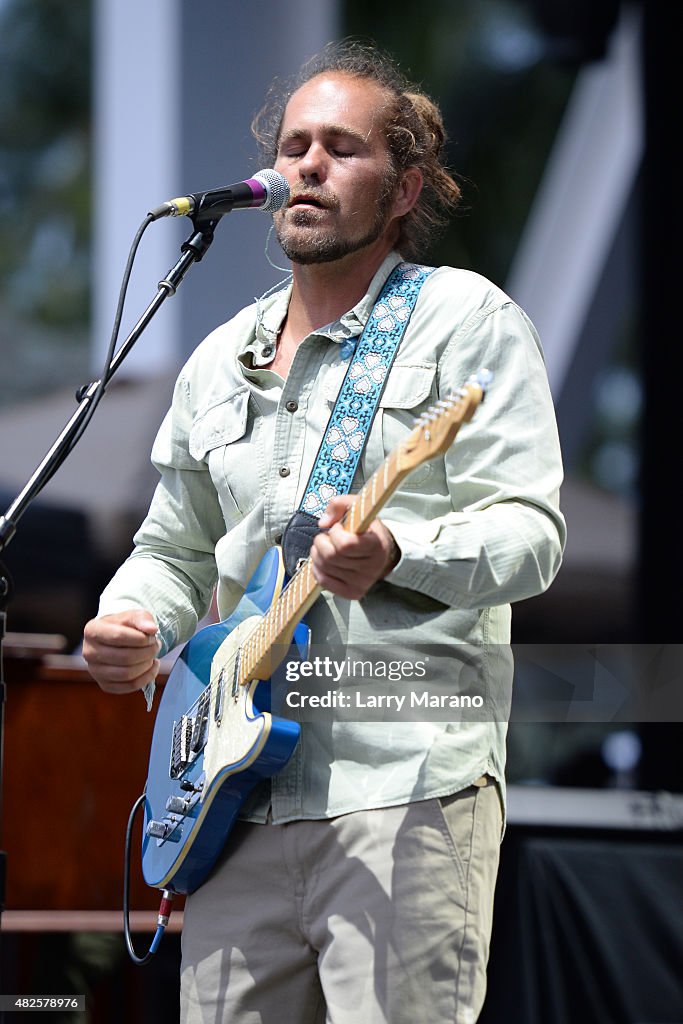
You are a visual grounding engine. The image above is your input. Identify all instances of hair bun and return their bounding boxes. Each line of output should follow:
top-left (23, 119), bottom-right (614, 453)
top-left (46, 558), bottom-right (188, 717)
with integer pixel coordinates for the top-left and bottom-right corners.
top-left (404, 92), bottom-right (446, 155)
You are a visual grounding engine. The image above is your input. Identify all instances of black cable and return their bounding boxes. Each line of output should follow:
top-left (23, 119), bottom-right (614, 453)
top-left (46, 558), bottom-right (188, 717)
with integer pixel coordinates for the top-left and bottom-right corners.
top-left (67, 212), bottom-right (156, 453)
top-left (22, 212), bottom-right (155, 506)
top-left (123, 791), bottom-right (171, 966)
top-left (123, 793), bottom-right (152, 965)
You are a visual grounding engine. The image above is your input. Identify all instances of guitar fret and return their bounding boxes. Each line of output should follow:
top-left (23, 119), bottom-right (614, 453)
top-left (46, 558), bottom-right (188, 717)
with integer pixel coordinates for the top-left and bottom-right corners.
top-left (388, 447), bottom-right (396, 487)
top-left (359, 485), bottom-right (366, 525)
top-left (273, 600), bottom-right (279, 635)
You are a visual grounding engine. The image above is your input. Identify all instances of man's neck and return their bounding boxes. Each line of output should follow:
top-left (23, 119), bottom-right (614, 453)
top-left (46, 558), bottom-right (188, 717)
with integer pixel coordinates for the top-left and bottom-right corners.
top-left (284, 241), bottom-right (394, 346)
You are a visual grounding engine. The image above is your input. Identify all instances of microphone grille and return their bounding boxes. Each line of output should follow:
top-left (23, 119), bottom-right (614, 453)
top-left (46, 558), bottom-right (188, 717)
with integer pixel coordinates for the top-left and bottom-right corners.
top-left (253, 169), bottom-right (290, 213)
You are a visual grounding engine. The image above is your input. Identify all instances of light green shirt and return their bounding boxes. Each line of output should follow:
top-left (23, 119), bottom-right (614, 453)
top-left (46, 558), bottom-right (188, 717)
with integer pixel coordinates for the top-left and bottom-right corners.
top-left (99, 252), bottom-right (565, 822)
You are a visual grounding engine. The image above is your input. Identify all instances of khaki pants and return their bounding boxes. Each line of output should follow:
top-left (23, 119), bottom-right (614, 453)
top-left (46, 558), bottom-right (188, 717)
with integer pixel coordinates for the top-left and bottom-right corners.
top-left (180, 781), bottom-right (502, 1024)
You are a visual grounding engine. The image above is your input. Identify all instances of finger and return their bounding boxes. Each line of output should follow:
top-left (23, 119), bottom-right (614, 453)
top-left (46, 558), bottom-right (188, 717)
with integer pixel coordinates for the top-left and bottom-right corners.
top-left (84, 618), bottom-right (160, 650)
top-left (95, 659), bottom-right (161, 695)
top-left (313, 526), bottom-right (383, 565)
top-left (318, 494), bottom-right (356, 529)
top-left (311, 539), bottom-right (379, 592)
top-left (122, 609), bottom-right (159, 635)
top-left (310, 561), bottom-right (368, 600)
top-left (83, 642), bottom-right (160, 668)
top-left (311, 532), bottom-right (361, 575)
top-left (310, 523), bottom-right (397, 598)
top-left (92, 656), bottom-right (158, 684)
top-left (325, 521), bottom-right (396, 570)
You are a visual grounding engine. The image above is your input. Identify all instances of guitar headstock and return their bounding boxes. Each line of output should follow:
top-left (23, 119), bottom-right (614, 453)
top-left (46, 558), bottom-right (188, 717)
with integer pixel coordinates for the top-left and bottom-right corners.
top-left (397, 368), bottom-right (492, 473)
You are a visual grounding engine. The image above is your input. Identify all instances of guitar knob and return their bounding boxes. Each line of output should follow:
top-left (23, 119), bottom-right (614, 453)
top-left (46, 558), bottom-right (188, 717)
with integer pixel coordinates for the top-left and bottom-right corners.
top-left (146, 818), bottom-right (182, 843)
top-left (166, 794), bottom-right (191, 815)
top-left (146, 819), bottom-right (170, 839)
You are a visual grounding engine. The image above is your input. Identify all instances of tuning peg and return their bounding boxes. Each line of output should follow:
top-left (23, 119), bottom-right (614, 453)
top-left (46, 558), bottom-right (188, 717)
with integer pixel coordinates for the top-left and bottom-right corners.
top-left (468, 368), bottom-right (493, 393)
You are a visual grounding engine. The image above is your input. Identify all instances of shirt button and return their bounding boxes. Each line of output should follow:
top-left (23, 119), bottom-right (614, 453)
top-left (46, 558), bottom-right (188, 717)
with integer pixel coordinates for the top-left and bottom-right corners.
top-left (262, 345), bottom-right (274, 358)
top-left (279, 466), bottom-right (290, 478)
top-left (285, 400), bottom-right (298, 413)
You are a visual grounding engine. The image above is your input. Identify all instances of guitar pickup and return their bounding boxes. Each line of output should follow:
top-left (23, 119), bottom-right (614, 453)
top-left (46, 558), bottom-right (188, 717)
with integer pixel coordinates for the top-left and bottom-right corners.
top-left (190, 694), bottom-right (210, 753)
top-left (169, 715), bottom-right (194, 779)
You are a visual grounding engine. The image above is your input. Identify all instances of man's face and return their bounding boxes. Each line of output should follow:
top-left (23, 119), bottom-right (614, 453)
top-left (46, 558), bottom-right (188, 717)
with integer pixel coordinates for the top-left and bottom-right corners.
top-left (272, 73), bottom-right (400, 265)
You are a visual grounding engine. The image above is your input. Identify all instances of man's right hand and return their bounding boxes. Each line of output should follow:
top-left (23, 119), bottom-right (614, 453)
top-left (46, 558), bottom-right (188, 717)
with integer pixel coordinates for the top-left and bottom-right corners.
top-left (82, 609), bottom-right (161, 694)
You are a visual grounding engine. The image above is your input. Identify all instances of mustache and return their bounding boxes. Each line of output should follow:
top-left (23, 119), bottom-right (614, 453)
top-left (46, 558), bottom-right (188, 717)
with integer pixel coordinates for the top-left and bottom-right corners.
top-left (287, 188), bottom-right (341, 211)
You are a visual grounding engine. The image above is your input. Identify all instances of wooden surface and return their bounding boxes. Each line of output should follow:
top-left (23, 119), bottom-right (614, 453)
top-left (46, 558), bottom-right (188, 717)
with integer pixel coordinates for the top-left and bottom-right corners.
top-left (1, 910), bottom-right (183, 932)
top-left (2, 642), bottom-right (181, 915)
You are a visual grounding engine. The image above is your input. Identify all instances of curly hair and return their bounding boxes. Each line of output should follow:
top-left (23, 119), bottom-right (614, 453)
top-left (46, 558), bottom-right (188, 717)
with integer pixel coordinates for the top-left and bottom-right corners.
top-left (252, 41), bottom-right (461, 262)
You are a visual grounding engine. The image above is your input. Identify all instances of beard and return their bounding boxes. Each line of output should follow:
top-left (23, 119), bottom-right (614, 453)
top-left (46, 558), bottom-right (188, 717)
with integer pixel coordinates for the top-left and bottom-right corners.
top-left (274, 173), bottom-right (398, 266)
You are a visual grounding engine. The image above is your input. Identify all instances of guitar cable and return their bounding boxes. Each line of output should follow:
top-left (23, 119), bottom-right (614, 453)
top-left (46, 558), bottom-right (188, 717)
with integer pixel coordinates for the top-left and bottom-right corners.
top-left (123, 791), bottom-right (175, 965)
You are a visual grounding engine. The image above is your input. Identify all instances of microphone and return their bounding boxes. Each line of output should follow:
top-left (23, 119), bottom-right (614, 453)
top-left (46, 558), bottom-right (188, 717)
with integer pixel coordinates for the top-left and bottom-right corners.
top-left (149, 169), bottom-right (290, 222)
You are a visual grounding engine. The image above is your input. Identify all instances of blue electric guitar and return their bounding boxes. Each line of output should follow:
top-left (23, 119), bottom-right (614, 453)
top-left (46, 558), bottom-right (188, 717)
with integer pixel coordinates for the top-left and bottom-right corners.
top-left (141, 375), bottom-right (488, 894)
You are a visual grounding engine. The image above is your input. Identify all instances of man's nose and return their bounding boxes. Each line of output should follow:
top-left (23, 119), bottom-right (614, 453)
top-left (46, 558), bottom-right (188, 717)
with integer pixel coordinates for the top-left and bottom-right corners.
top-left (298, 142), bottom-right (327, 182)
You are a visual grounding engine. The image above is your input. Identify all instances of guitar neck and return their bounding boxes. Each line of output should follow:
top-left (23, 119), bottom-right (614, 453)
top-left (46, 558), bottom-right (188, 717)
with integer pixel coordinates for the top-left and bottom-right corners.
top-left (240, 445), bottom-right (410, 683)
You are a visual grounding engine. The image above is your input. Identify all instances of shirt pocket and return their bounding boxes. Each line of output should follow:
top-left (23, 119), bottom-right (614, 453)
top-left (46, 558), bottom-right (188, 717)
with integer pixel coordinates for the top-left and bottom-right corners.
top-left (189, 386), bottom-right (254, 525)
top-left (363, 363), bottom-right (439, 489)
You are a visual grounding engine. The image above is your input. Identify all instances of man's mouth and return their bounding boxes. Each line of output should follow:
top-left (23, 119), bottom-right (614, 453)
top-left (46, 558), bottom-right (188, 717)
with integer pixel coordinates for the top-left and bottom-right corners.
top-left (288, 194), bottom-right (330, 210)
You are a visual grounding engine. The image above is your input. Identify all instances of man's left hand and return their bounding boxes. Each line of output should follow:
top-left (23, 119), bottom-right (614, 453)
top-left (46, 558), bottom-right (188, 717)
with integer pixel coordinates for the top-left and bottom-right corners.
top-left (311, 495), bottom-right (400, 600)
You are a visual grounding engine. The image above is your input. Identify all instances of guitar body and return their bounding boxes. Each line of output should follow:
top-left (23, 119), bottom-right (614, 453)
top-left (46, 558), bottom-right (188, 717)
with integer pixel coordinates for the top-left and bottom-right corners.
top-left (142, 547), bottom-right (307, 894)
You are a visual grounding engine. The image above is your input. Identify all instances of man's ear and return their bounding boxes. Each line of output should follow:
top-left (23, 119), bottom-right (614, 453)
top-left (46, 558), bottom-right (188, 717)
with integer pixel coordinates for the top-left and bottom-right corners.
top-left (392, 166), bottom-right (423, 218)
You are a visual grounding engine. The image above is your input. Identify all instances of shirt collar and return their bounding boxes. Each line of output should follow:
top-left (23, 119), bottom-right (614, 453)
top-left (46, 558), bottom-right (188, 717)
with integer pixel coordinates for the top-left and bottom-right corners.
top-left (248, 252), bottom-right (404, 367)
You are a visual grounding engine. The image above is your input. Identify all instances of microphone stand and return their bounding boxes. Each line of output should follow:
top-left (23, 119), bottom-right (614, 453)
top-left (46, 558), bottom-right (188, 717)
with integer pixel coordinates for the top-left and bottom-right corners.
top-left (0, 217), bottom-right (218, 954)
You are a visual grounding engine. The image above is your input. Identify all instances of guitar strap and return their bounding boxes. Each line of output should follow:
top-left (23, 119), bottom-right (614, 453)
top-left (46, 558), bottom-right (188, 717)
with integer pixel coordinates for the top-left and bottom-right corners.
top-left (281, 261), bottom-right (434, 575)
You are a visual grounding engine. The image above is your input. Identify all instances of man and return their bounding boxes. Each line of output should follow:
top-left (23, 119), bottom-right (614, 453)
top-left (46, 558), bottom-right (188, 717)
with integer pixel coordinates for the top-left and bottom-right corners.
top-left (84, 42), bottom-right (565, 1024)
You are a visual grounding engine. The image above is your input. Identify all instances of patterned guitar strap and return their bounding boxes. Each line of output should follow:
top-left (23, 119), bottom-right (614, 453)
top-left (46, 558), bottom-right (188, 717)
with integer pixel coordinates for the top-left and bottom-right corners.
top-left (281, 261), bottom-right (435, 576)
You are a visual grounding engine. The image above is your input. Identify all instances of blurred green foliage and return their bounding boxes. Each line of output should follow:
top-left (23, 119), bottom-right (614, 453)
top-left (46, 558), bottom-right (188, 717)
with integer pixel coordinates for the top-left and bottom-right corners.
top-left (0, 0), bottom-right (91, 405)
